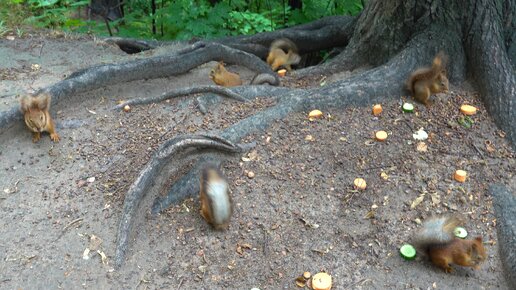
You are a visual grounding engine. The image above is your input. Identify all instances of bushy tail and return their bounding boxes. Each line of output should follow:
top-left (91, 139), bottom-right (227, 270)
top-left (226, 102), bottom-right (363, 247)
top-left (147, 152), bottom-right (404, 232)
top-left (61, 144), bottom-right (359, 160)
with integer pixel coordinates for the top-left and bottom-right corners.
top-left (406, 51), bottom-right (448, 93)
top-left (270, 38), bottom-right (301, 66)
top-left (412, 215), bottom-right (462, 250)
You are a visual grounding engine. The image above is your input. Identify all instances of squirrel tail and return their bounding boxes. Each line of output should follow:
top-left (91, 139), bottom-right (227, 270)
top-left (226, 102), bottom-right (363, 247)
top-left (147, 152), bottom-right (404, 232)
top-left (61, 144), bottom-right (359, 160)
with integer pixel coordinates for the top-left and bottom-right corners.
top-left (406, 51), bottom-right (447, 93)
top-left (270, 38), bottom-right (301, 66)
top-left (250, 73), bottom-right (279, 86)
top-left (432, 51), bottom-right (447, 74)
top-left (20, 93), bottom-right (51, 112)
top-left (412, 215), bottom-right (462, 250)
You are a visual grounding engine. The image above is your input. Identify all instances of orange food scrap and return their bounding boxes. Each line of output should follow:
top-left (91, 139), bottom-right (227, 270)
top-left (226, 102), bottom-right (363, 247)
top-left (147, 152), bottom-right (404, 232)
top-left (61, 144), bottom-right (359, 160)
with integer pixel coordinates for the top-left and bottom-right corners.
top-left (277, 69), bottom-right (287, 77)
top-left (454, 170), bottom-right (467, 183)
top-left (308, 110), bottom-right (323, 120)
top-left (372, 104), bottom-right (383, 116)
top-left (312, 272), bottom-right (332, 290)
top-left (375, 131), bottom-right (388, 141)
top-left (460, 105), bottom-right (477, 115)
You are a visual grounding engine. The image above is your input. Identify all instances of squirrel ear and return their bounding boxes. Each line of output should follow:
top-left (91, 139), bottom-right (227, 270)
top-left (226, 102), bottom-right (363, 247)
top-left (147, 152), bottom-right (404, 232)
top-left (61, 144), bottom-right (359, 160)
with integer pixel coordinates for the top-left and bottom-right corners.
top-left (37, 93), bottom-right (51, 110)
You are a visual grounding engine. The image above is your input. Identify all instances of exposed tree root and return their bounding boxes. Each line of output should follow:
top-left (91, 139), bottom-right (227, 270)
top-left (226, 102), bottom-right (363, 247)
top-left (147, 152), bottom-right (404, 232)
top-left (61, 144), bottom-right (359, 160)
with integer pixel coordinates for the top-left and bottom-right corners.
top-left (114, 134), bottom-right (245, 268)
top-left (489, 184), bottom-right (516, 289)
top-left (102, 16), bottom-right (356, 58)
top-left (0, 42), bottom-right (277, 131)
top-left (114, 85), bottom-right (250, 110)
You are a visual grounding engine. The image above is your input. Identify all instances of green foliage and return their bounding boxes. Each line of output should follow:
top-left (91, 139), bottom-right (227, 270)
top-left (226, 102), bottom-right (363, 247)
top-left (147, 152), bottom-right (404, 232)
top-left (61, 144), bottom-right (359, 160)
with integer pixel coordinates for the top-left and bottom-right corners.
top-left (1, 0), bottom-right (364, 39)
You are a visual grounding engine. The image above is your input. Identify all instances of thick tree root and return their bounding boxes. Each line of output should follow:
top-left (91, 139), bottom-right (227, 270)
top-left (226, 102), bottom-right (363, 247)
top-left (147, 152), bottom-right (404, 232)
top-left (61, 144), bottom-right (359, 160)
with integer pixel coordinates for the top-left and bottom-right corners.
top-left (114, 134), bottom-right (245, 268)
top-left (114, 85), bottom-right (250, 110)
top-left (489, 184), bottom-right (516, 289)
top-left (0, 42), bottom-right (278, 131)
top-left (102, 16), bottom-right (356, 58)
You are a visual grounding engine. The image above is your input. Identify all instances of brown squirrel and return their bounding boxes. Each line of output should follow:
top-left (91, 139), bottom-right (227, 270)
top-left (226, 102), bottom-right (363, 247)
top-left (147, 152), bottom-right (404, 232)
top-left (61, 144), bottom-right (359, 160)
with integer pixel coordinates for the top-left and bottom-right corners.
top-left (413, 215), bottom-right (487, 273)
top-left (199, 166), bottom-right (232, 230)
top-left (20, 93), bottom-right (60, 143)
top-left (209, 62), bottom-right (242, 87)
top-left (406, 52), bottom-right (449, 106)
top-left (266, 38), bottom-right (301, 72)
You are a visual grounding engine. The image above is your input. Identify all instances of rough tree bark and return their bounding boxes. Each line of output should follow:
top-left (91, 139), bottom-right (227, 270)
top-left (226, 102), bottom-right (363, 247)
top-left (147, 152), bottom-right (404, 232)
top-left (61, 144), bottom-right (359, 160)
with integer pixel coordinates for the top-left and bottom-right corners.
top-left (1, 0), bottom-right (513, 273)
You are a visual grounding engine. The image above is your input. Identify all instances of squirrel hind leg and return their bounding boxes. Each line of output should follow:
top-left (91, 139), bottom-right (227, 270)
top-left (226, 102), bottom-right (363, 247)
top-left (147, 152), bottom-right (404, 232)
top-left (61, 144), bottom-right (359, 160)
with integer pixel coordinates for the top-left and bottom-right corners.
top-left (431, 255), bottom-right (453, 273)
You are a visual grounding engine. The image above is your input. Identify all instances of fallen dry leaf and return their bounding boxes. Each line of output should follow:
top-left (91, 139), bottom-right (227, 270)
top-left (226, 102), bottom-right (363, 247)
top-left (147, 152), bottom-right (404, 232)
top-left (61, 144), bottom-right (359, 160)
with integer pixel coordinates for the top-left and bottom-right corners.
top-left (410, 194), bottom-right (425, 209)
top-left (97, 250), bottom-right (108, 265)
top-left (82, 248), bottom-right (90, 260)
top-left (89, 235), bottom-right (103, 251)
top-left (430, 193), bottom-right (441, 205)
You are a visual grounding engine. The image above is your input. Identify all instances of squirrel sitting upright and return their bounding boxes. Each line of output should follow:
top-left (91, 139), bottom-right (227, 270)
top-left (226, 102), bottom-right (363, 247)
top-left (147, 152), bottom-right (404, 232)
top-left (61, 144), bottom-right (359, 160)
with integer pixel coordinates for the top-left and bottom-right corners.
top-left (266, 38), bottom-right (301, 72)
top-left (199, 166), bottom-right (232, 230)
top-left (413, 215), bottom-right (487, 273)
top-left (209, 61), bottom-right (243, 87)
top-left (406, 52), bottom-right (449, 106)
top-left (20, 93), bottom-right (60, 143)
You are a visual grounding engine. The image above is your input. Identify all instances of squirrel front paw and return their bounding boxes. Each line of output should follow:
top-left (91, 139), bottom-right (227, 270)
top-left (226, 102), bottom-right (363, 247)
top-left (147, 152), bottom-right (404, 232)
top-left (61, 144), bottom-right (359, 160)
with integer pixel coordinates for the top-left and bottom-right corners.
top-left (32, 132), bottom-right (41, 143)
top-left (50, 132), bottom-right (60, 142)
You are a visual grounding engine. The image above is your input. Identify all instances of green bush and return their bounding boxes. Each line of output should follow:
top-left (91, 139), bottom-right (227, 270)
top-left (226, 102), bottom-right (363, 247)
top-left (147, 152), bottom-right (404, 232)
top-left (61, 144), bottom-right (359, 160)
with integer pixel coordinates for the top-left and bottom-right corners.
top-left (0, 0), bottom-right (364, 39)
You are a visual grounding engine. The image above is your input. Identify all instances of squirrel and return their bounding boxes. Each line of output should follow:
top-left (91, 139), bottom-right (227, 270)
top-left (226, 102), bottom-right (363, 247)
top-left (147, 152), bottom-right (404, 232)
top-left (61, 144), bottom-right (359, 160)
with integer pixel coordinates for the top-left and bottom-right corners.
top-left (19, 93), bottom-right (60, 143)
top-left (209, 61), bottom-right (243, 87)
top-left (412, 215), bottom-right (487, 273)
top-left (266, 38), bottom-right (301, 72)
top-left (406, 52), bottom-right (449, 106)
top-left (199, 166), bottom-right (232, 230)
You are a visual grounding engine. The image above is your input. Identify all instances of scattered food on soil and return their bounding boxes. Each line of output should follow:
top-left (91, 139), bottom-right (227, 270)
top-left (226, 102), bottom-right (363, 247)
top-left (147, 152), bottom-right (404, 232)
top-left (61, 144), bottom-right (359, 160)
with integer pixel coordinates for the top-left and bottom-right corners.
top-left (454, 169), bottom-right (467, 183)
top-left (400, 244), bottom-right (417, 260)
top-left (461, 104), bottom-right (478, 115)
top-left (123, 105), bottom-right (131, 112)
top-left (454, 227), bottom-right (468, 239)
top-left (312, 272), bottom-right (332, 290)
top-left (375, 130), bottom-right (388, 141)
top-left (277, 69), bottom-right (287, 77)
top-left (372, 104), bottom-right (383, 116)
top-left (402, 102), bottom-right (414, 113)
top-left (412, 128), bottom-right (428, 140)
top-left (354, 178), bottom-right (367, 190)
top-left (308, 109), bottom-right (323, 120)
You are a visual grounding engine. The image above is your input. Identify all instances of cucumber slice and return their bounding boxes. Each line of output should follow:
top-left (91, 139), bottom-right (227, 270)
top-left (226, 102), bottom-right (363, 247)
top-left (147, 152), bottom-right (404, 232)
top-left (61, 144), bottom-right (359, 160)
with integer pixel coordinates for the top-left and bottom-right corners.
top-left (400, 244), bottom-right (416, 260)
top-left (454, 227), bottom-right (468, 239)
top-left (402, 103), bottom-right (414, 113)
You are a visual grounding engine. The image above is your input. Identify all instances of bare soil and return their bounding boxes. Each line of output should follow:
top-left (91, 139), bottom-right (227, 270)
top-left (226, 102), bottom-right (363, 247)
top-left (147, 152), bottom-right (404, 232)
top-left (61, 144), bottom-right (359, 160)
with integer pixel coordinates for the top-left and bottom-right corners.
top-left (0, 32), bottom-right (514, 290)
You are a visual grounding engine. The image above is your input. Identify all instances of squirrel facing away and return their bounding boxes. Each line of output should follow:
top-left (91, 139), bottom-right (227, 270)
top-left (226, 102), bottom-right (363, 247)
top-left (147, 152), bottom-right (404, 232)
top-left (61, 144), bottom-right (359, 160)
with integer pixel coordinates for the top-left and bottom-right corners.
top-left (412, 216), bottom-right (487, 273)
top-left (20, 93), bottom-right (60, 143)
top-left (406, 52), bottom-right (449, 106)
top-left (266, 38), bottom-right (301, 72)
top-left (209, 62), bottom-right (243, 87)
top-left (199, 166), bottom-right (232, 230)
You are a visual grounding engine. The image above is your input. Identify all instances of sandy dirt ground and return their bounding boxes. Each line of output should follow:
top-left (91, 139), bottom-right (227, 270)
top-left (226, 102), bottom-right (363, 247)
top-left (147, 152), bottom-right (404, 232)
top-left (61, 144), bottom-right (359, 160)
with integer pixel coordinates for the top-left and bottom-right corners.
top-left (0, 32), bottom-right (514, 290)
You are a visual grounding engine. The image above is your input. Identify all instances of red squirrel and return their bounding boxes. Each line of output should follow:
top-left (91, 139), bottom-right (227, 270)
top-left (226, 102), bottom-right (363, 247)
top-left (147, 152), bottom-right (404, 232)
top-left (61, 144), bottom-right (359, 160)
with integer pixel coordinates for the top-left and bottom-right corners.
top-left (20, 93), bottom-right (60, 143)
